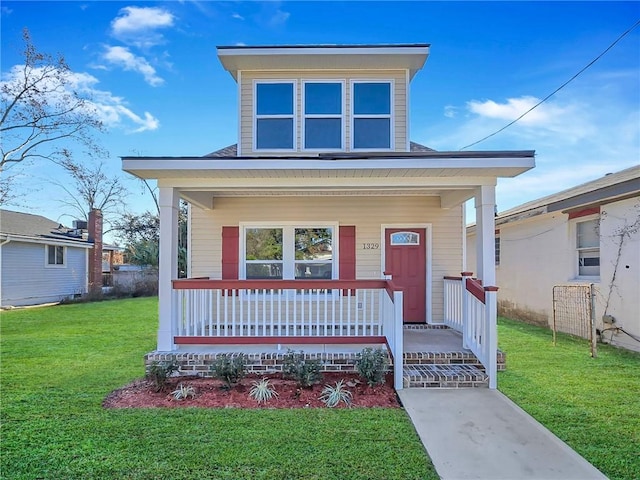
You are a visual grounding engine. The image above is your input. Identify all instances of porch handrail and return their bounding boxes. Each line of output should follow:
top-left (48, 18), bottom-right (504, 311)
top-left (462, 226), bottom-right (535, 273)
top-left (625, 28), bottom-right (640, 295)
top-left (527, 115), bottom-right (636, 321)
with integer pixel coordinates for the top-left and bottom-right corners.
top-left (444, 273), bottom-right (498, 389)
top-left (171, 278), bottom-right (404, 390)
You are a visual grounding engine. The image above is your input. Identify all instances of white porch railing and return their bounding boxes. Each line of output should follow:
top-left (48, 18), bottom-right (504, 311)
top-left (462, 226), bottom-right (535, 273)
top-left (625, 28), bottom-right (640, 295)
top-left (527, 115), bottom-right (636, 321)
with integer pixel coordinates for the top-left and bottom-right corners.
top-left (443, 273), bottom-right (498, 389)
top-left (171, 279), bottom-right (405, 389)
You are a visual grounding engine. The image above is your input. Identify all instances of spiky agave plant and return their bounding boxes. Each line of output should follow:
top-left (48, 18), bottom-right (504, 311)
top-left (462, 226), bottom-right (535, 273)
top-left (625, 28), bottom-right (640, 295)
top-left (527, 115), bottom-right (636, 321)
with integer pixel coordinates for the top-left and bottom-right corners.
top-left (249, 378), bottom-right (279, 404)
top-left (320, 380), bottom-right (352, 408)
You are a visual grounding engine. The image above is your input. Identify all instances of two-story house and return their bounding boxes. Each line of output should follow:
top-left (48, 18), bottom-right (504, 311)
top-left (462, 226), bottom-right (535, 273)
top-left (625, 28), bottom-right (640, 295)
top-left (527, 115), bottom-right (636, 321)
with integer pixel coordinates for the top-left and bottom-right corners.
top-left (123, 44), bottom-right (535, 389)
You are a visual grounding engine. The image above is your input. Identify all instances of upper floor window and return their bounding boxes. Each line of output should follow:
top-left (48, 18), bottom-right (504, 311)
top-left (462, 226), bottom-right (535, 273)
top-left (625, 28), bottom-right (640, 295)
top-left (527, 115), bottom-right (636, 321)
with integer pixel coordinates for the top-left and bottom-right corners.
top-left (303, 82), bottom-right (343, 150)
top-left (46, 245), bottom-right (65, 266)
top-left (352, 81), bottom-right (392, 150)
top-left (255, 82), bottom-right (295, 150)
top-left (576, 219), bottom-right (599, 277)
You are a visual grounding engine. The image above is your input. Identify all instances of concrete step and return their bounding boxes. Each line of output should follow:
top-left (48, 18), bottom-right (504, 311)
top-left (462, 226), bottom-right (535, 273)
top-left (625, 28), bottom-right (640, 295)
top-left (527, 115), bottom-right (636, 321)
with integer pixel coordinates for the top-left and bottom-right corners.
top-left (403, 363), bottom-right (489, 388)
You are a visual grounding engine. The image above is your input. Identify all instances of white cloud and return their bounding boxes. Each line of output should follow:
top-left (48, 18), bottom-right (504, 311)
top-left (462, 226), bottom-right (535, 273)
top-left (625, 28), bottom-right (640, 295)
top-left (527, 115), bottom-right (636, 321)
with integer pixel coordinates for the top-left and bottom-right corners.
top-left (1, 65), bottom-right (160, 134)
top-left (467, 96), bottom-right (569, 126)
top-left (110, 6), bottom-right (175, 48)
top-left (232, 13), bottom-right (244, 20)
top-left (444, 105), bottom-right (457, 118)
top-left (102, 45), bottom-right (164, 87)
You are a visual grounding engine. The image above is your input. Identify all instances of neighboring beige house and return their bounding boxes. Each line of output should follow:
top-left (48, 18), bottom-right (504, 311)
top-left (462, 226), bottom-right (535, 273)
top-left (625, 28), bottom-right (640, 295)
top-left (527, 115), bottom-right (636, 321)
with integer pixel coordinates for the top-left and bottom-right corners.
top-left (123, 44), bottom-right (535, 389)
top-left (467, 166), bottom-right (640, 352)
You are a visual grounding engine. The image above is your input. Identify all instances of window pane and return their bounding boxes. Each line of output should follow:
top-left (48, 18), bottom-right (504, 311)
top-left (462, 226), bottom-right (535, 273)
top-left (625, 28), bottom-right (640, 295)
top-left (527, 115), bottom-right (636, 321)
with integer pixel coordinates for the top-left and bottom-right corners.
top-left (257, 119), bottom-right (293, 149)
top-left (56, 246), bottom-right (64, 264)
top-left (295, 228), bottom-right (333, 260)
top-left (305, 118), bottom-right (341, 149)
top-left (579, 249), bottom-right (600, 276)
top-left (246, 263), bottom-right (283, 279)
top-left (256, 83), bottom-right (293, 115)
top-left (577, 220), bottom-right (599, 248)
top-left (353, 118), bottom-right (391, 148)
top-left (295, 263), bottom-right (332, 279)
top-left (354, 83), bottom-right (390, 114)
top-left (305, 83), bottom-right (341, 114)
top-left (48, 245), bottom-right (56, 264)
top-left (246, 228), bottom-right (283, 260)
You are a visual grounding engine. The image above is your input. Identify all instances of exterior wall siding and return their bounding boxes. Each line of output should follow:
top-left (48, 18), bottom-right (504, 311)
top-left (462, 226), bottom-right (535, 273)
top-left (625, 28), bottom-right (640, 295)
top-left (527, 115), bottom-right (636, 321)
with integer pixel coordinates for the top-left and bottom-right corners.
top-left (467, 196), bottom-right (640, 352)
top-left (1, 242), bottom-right (88, 306)
top-left (190, 196), bottom-right (464, 322)
top-left (239, 70), bottom-right (407, 155)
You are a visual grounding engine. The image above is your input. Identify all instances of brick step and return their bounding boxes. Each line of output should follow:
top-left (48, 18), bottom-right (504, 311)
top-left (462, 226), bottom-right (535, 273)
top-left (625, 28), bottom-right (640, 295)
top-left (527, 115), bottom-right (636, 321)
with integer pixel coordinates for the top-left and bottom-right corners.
top-left (403, 364), bottom-right (489, 388)
top-left (403, 351), bottom-right (506, 371)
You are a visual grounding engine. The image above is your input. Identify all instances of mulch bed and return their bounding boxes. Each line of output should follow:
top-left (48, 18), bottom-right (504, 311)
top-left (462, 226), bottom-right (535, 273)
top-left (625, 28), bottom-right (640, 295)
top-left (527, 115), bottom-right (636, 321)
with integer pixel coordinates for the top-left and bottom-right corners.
top-left (103, 372), bottom-right (400, 409)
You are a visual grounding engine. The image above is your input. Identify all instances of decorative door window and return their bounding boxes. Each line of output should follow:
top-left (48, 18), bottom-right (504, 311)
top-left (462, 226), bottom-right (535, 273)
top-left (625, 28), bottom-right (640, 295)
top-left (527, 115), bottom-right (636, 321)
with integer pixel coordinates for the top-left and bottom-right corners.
top-left (390, 231), bottom-right (419, 245)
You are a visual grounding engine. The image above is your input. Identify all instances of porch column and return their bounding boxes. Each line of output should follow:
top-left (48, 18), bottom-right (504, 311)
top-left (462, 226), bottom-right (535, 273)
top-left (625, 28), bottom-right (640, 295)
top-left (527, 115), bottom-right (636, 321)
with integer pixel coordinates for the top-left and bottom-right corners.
top-left (475, 185), bottom-right (498, 389)
top-left (474, 185), bottom-right (496, 285)
top-left (158, 187), bottom-right (179, 351)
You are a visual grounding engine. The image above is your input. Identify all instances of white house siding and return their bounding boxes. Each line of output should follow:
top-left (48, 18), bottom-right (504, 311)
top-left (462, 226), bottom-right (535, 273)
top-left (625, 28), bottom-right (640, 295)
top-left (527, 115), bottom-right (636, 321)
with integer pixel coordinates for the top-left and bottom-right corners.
top-left (190, 196), bottom-right (463, 323)
top-left (599, 198), bottom-right (640, 351)
top-left (239, 70), bottom-right (408, 155)
top-left (467, 196), bottom-right (640, 352)
top-left (1, 241), bottom-right (88, 306)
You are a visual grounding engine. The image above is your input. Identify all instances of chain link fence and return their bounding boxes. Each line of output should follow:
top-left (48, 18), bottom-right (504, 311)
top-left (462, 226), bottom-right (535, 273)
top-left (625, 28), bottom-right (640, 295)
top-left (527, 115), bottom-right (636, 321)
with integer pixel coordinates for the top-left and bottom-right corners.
top-left (552, 284), bottom-right (597, 357)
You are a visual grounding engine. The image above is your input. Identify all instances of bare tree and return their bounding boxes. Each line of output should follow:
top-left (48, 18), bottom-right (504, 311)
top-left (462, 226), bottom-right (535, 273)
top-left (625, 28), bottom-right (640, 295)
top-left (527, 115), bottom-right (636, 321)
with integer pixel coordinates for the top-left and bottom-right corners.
top-left (54, 158), bottom-right (128, 227)
top-left (0, 28), bottom-right (104, 171)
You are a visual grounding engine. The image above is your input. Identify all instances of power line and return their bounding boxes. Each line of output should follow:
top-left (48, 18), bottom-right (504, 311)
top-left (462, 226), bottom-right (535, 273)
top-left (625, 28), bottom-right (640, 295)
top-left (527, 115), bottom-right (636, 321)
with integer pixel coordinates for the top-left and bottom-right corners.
top-left (460, 18), bottom-right (640, 151)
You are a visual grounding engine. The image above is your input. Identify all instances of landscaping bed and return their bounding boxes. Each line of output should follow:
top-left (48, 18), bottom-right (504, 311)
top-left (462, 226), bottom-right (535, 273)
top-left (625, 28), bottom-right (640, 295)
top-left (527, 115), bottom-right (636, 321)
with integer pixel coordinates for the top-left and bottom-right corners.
top-left (104, 372), bottom-right (400, 409)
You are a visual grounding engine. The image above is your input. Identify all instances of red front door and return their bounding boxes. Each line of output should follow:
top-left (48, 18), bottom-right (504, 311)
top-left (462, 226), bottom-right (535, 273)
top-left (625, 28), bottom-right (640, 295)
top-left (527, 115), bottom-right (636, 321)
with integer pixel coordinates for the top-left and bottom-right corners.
top-left (385, 228), bottom-right (426, 323)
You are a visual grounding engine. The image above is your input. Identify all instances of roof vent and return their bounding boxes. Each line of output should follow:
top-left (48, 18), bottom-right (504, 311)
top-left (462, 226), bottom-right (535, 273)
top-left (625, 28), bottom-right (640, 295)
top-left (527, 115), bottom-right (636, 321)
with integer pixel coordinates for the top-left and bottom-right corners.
top-left (73, 220), bottom-right (88, 230)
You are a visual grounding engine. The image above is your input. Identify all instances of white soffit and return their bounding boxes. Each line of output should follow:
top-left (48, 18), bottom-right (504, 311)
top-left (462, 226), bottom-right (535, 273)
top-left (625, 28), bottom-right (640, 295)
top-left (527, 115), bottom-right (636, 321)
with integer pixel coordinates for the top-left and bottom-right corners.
top-left (217, 45), bottom-right (430, 80)
top-left (123, 156), bottom-right (535, 180)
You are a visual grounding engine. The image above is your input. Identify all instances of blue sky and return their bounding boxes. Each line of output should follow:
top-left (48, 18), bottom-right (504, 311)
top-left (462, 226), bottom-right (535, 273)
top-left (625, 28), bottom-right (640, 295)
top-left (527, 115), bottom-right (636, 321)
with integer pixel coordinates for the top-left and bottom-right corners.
top-left (1, 1), bottom-right (639, 238)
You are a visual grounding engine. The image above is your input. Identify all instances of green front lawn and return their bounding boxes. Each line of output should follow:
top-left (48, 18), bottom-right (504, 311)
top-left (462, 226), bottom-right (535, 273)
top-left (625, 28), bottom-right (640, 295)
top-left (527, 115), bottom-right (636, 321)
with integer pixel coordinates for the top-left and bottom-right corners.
top-left (498, 317), bottom-right (640, 480)
top-left (0, 298), bottom-right (436, 480)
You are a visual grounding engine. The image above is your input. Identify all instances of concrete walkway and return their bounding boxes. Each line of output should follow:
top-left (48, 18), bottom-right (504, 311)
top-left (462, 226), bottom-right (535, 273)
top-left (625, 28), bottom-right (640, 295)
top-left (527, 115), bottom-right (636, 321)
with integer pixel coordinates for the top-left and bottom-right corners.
top-left (398, 389), bottom-right (607, 480)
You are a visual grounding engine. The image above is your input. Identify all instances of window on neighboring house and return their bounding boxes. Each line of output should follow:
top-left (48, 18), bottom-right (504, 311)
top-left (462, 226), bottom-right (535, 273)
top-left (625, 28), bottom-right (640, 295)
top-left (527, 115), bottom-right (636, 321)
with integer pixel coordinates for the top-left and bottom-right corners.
top-left (255, 82), bottom-right (295, 150)
top-left (244, 226), bottom-right (333, 280)
top-left (576, 219), bottom-right (600, 277)
top-left (352, 81), bottom-right (392, 149)
top-left (303, 82), bottom-right (343, 150)
top-left (495, 234), bottom-right (500, 266)
top-left (47, 245), bottom-right (65, 266)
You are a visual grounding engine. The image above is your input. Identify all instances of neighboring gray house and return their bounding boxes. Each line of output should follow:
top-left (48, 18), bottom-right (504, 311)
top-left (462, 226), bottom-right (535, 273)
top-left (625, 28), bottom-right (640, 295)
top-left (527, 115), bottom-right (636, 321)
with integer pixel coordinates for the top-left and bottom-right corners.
top-left (0, 210), bottom-right (92, 307)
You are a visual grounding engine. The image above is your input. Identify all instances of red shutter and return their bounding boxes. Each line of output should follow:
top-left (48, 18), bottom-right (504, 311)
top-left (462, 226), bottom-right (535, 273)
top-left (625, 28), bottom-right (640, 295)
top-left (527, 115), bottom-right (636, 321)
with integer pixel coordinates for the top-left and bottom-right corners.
top-left (339, 226), bottom-right (356, 280)
top-left (221, 226), bottom-right (239, 280)
top-left (339, 226), bottom-right (356, 295)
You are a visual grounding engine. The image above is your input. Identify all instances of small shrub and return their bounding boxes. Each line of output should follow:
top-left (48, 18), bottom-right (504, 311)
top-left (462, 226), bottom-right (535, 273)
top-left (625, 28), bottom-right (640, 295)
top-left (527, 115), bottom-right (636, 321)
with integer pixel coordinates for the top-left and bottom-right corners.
top-left (210, 354), bottom-right (247, 389)
top-left (249, 378), bottom-right (279, 404)
top-left (171, 383), bottom-right (196, 401)
top-left (282, 349), bottom-right (322, 388)
top-left (320, 380), bottom-right (352, 408)
top-left (355, 347), bottom-right (389, 386)
top-left (147, 360), bottom-right (179, 392)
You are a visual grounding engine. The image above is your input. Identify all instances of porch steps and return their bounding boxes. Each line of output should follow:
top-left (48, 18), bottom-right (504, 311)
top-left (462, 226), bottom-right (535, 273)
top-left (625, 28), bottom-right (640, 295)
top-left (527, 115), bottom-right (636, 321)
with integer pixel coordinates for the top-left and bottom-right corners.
top-left (403, 364), bottom-right (488, 388)
top-left (402, 325), bottom-right (506, 388)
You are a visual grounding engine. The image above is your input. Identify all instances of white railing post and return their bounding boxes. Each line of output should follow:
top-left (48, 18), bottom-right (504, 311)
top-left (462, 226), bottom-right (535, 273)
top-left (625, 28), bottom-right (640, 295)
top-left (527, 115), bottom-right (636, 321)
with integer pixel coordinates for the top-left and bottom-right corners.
top-left (485, 287), bottom-right (498, 389)
top-left (461, 272), bottom-right (473, 349)
top-left (393, 290), bottom-right (404, 391)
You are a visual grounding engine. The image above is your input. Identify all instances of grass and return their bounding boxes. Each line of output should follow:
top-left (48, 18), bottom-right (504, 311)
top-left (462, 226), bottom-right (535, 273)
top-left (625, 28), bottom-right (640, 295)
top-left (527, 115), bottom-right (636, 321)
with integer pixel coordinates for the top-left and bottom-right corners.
top-left (498, 316), bottom-right (640, 480)
top-left (0, 298), bottom-right (436, 480)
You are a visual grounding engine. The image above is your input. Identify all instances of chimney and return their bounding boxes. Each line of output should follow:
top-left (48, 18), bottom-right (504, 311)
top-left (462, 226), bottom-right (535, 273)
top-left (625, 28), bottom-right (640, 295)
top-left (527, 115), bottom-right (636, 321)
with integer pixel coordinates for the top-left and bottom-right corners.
top-left (88, 209), bottom-right (103, 294)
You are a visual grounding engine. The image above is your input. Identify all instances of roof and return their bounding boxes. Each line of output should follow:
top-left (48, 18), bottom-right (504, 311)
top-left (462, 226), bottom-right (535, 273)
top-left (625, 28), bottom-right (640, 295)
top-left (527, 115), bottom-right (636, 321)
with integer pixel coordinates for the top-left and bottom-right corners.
top-left (496, 165), bottom-right (640, 224)
top-left (0, 209), bottom-right (92, 247)
top-left (217, 44), bottom-right (430, 81)
top-left (205, 141), bottom-right (435, 157)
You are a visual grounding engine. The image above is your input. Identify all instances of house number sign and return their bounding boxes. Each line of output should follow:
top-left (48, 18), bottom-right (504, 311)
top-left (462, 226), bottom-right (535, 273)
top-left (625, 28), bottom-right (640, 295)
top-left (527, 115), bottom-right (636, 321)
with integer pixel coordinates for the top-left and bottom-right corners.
top-left (362, 243), bottom-right (380, 250)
